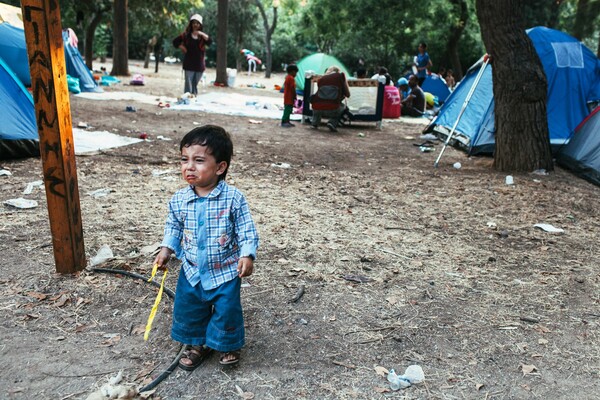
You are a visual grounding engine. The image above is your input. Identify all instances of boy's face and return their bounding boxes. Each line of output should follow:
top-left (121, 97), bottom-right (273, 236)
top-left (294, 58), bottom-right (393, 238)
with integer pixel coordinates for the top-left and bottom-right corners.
top-left (290, 70), bottom-right (297, 77)
top-left (181, 144), bottom-right (227, 196)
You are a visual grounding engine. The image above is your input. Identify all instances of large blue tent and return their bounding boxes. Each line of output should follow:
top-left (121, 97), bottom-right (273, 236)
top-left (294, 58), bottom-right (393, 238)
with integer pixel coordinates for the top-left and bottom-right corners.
top-left (0, 22), bottom-right (31, 86)
top-left (0, 57), bottom-right (38, 159)
top-left (0, 22), bottom-right (101, 92)
top-left (426, 27), bottom-right (600, 155)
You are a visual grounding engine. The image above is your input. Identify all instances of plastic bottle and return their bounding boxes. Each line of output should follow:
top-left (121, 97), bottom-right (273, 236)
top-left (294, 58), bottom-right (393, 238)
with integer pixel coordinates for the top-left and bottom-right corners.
top-left (505, 175), bottom-right (514, 185)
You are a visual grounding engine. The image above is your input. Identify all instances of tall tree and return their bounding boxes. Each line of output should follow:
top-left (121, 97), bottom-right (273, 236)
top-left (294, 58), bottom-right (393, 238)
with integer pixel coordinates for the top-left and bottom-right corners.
top-left (83, 2), bottom-right (111, 69)
top-left (111, 0), bottom-right (129, 75)
top-left (444, 0), bottom-right (469, 80)
top-left (215, 0), bottom-right (229, 85)
top-left (254, 0), bottom-right (278, 78)
top-left (476, 0), bottom-right (553, 172)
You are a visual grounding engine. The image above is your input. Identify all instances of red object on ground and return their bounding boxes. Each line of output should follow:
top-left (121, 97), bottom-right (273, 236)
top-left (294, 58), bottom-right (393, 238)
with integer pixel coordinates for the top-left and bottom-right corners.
top-left (383, 86), bottom-right (401, 118)
top-left (139, 133), bottom-right (148, 139)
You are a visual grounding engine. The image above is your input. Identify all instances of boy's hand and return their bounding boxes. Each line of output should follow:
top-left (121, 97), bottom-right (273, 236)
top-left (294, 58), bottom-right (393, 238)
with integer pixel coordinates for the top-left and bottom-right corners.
top-left (237, 256), bottom-right (254, 278)
top-left (153, 247), bottom-right (173, 271)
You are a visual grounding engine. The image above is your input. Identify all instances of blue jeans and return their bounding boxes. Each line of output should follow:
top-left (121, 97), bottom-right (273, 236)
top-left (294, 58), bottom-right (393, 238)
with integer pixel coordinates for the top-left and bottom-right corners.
top-left (184, 70), bottom-right (204, 95)
top-left (171, 272), bottom-right (245, 352)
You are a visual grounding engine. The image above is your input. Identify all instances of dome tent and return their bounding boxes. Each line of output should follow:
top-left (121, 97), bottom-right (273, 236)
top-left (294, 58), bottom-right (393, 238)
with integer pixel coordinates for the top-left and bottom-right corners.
top-left (557, 106), bottom-right (600, 186)
top-left (295, 53), bottom-right (351, 91)
top-left (0, 57), bottom-right (38, 159)
top-left (426, 27), bottom-right (600, 155)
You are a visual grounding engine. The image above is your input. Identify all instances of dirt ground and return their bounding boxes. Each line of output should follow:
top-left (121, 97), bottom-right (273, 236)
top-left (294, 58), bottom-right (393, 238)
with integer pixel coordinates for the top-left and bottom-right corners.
top-left (0, 60), bottom-right (599, 400)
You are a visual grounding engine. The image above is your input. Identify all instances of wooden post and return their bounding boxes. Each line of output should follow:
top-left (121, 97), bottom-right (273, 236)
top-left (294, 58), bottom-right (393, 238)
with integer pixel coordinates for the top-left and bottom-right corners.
top-left (21, 0), bottom-right (86, 273)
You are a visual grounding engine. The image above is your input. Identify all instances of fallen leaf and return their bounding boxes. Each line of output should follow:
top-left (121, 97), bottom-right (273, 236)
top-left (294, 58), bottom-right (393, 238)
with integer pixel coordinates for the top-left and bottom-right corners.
top-left (132, 324), bottom-right (146, 335)
top-left (138, 389), bottom-right (157, 399)
top-left (134, 363), bottom-right (157, 381)
top-left (49, 292), bottom-right (67, 301)
top-left (386, 296), bottom-right (400, 305)
top-left (374, 366), bottom-right (389, 377)
top-left (538, 338), bottom-right (549, 345)
top-left (476, 383), bottom-right (485, 391)
top-left (54, 294), bottom-right (70, 307)
top-left (521, 364), bottom-right (537, 375)
top-left (374, 386), bottom-right (391, 393)
top-left (26, 291), bottom-right (47, 301)
top-left (235, 385), bottom-right (254, 399)
top-left (75, 322), bottom-right (97, 333)
top-left (343, 274), bottom-right (372, 283)
top-left (534, 325), bottom-right (551, 334)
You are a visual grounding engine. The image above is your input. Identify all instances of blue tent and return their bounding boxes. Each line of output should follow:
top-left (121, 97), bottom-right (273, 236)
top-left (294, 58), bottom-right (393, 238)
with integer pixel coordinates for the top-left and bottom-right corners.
top-left (403, 73), bottom-right (451, 103)
top-left (557, 106), bottom-right (600, 186)
top-left (62, 30), bottom-right (102, 93)
top-left (0, 22), bottom-right (31, 86)
top-left (426, 27), bottom-right (600, 155)
top-left (0, 57), bottom-right (38, 159)
top-left (0, 23), bottom-right (101, 92)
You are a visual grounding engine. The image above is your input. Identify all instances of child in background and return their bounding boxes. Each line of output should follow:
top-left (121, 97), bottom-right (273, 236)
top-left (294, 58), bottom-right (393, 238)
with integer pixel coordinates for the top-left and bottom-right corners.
top-left (281, 64), bottom-right (298, 128)
top-left (154, 125), bottom-right (259, 369)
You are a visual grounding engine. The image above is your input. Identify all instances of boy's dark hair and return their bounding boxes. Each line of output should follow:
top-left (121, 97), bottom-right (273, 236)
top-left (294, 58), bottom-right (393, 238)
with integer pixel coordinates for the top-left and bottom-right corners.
top-left (419, 42), bottom-right (427, 49)
top-left (286, 64), bottom-right (298, 74)
top-left (378, 67), bottom-right (388, 75)
top-left (180, 125), bottom-right (233, 181)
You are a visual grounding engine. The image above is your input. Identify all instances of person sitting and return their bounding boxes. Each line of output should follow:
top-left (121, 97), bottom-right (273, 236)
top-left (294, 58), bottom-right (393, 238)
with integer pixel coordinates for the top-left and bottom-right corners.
top-left (401, 75), bottom-right (425, 117)
top-left (397, 77), bottom-right (409, 100)
top-left (310, 66), bottom-right (351, 132)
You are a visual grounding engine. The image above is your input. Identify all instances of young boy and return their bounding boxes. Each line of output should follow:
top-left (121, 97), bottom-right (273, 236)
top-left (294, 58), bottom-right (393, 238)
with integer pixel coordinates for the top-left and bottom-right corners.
top-left (154, 125), bottom-right (259, 369)
top-left (281, 64), bottom-right (298, 128)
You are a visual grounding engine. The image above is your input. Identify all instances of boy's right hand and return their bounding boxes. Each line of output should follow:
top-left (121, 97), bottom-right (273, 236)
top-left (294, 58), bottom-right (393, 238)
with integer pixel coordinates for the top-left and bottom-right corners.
top-left (153, 247), bottom-right (173, 271)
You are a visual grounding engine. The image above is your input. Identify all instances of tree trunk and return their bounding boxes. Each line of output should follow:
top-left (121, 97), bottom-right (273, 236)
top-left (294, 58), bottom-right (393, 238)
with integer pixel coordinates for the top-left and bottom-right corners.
top-left (255, 0), bottom-right (277, 78)
top-left (446, 0), bottom-right (468, 80)
top-left (235, 29), bottom-right (243, 72)
top-left (84, 11), bottom-right (104, 70)
top-left (110, 0), bottom-right (129, 76)
top-left (144, 36), bottom-right (157, 69)
top-left (572, 0), bottom-right (589, 40)
top-left (476, 0), bottom-right (553, 172)
top-left (546, 0), bottom-right (564, 28)
top-left (215, 0), bottom-right (229, 85)
top-left (154, 36), bottom-right (163, 73)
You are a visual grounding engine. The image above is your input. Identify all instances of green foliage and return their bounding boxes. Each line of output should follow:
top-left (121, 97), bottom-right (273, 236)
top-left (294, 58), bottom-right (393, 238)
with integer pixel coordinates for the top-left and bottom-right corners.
top-left (28, 0), bottom-right (597, 75)
top-left (94, 24), bottom-right (110, 58)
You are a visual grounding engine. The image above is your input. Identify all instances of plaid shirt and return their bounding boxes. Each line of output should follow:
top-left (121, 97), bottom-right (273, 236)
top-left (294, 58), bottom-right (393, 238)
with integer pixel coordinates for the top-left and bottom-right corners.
top-left (161, 180), bottom-right (259, 290)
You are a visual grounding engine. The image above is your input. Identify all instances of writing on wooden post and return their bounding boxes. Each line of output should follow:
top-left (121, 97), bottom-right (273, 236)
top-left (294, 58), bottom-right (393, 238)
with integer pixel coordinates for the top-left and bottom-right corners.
top-left (21, 0), bottom-right (86, 273)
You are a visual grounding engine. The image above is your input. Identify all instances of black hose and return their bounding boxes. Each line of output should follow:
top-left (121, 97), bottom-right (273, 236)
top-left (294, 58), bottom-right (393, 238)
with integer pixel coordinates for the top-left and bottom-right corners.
top-left (138, 345), bottom-right (186, 393)
top-left (91, 267), bottom-right (180, 392)
top-left (92, 267), bottom-right (176, 299)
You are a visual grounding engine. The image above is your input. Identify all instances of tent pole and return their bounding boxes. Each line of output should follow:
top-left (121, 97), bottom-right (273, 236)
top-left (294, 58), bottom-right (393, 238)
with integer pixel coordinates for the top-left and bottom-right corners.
top-left (434, 55), bottom-right (490, 168)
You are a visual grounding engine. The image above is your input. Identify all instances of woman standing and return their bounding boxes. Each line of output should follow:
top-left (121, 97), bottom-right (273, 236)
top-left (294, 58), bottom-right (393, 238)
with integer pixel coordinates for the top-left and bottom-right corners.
top-left (173, 14), bottom-right (212, 95)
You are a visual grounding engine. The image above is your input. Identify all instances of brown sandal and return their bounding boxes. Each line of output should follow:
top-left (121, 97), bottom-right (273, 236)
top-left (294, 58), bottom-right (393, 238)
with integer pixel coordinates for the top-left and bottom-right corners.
top-left (219, 350), bottom-right (241, 366)
top-left (179, 345), bottom-right (212, 371)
